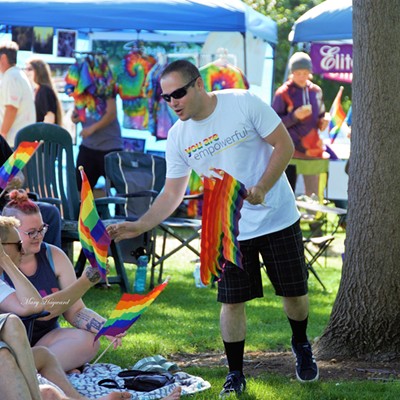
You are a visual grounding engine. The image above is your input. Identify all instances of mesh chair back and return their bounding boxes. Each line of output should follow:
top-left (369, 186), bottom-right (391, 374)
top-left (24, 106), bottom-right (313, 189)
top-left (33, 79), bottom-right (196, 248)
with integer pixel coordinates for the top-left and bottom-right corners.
top-left (105, 151), bottom-right (166, 219)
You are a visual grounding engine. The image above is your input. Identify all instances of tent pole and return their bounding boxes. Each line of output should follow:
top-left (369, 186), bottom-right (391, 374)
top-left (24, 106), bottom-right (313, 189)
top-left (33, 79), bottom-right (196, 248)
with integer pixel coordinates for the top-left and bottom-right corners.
top-left (270, 44), bottom-right (276, 103)
top-left (241, 32), bottom-right (247, 76)
top-left (283, 45), bottom-right (295, 82)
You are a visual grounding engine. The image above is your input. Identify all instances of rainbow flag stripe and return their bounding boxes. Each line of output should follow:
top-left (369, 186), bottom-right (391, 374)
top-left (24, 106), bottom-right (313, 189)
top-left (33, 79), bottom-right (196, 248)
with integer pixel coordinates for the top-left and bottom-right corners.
top-left (200, 169), bottom-right (247, 285)
top-left (0, 141), bottom-right (41, 189)
top-left (329, 86), bottom-right (347, 143)
top-left (78, 167), bottom-right (110, 280)
top-left (94, 280), bottom-right (168, 341)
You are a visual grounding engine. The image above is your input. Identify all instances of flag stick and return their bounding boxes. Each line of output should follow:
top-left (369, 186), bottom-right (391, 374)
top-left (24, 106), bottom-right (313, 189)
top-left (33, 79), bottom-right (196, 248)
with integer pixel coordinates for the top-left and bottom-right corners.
top-left (91, 337), bottom-right (117, 365)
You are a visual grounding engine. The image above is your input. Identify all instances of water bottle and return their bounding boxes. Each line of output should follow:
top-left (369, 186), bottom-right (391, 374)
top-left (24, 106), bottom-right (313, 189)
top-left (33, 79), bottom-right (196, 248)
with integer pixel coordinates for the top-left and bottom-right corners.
top-left (193, 263), bottom-right (207, 288)
top-left (133, 255), bottom-right (148, 293)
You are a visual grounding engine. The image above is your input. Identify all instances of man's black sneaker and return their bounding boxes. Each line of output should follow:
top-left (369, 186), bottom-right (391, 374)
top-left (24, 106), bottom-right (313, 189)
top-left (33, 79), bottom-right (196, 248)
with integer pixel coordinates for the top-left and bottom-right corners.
top-left (219, 370), bottom-right (246, 398)
top-left (291, 338), bottom-right (319, 382)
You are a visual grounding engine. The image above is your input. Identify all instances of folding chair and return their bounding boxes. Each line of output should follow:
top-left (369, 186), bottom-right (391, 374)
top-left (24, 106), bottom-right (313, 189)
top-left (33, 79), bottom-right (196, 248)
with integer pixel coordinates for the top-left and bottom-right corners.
top-left (303, 235), bottom-right (335, 291)
top-left (14, 122), bottom-right (130, 292)
top-left (296, 199), bottom-right (342, 290)
top-left (104, 151), bottom-right (201, 288)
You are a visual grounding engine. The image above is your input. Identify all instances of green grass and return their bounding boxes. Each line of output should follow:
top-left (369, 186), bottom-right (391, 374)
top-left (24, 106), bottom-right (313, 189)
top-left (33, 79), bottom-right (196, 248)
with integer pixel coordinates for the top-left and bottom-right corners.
top-left (67, 228), bottom-right (400, 399)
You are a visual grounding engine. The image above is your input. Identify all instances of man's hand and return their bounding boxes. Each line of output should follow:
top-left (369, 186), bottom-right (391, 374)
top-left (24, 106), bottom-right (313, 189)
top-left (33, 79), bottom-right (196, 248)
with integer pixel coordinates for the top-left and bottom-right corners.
top-left (246, 185), bottom-right (267, 205)
top-left (107, 221), bottom-right (143, 242)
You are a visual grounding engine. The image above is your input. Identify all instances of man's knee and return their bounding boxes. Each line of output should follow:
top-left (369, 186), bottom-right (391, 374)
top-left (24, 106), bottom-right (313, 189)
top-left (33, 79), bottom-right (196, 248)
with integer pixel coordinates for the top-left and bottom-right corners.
top-left (0, 346), bottom-right (18, 370)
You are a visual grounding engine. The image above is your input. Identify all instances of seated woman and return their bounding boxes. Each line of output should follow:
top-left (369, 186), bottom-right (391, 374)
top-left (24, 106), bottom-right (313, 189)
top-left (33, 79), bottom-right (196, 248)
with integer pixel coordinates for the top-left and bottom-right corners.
top-left (2, 189), bottom-right (123, 373)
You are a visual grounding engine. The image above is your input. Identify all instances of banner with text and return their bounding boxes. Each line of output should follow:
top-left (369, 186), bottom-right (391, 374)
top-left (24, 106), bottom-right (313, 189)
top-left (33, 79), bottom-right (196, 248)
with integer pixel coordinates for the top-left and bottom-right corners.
top-left (310, 43), bottom-right (353, 74)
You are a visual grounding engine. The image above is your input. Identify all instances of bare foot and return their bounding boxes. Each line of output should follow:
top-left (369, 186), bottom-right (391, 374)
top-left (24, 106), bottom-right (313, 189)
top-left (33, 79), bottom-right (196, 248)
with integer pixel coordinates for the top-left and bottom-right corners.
top-left (163, 387), bottom-right (182, 400)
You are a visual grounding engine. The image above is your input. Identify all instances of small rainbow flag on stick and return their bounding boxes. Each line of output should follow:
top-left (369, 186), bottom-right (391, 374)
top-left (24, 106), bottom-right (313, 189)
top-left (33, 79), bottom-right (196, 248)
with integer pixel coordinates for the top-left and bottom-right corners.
top-left (0, 141), bottom-right (42, 191)
top-left (78, 166), bottom-right (110, 280)
top-left (200, 169), bottom-right (247, 285)
top-left (94, 280), bottom-right (168, 342)
top-left (328, 86), bottom-right (347, 144)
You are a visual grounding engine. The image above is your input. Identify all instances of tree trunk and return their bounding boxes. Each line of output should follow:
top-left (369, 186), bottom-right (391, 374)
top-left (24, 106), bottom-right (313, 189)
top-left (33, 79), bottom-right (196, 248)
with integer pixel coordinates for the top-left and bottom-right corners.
top-left (316, 0), bottom-right (400, 361)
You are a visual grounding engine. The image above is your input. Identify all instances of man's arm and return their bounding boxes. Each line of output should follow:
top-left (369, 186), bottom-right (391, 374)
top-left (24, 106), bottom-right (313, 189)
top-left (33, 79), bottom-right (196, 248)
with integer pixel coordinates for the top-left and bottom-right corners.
top-left (246, 122), bottom-right (294, 205)
top-left (1, 105), bottom-right (18, 141)
top-left (107, 175), bottom-right (190, 242)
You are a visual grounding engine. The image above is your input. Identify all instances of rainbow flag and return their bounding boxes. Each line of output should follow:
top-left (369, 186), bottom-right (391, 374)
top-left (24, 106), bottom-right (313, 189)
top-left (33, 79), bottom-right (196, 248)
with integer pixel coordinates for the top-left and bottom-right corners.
top-left (200, 169), bottom-right (247, 285)
top-left (94, 280), bottom-right (168, 341)
top-left (0, 141), bottom-right (41, 190)
top-left (78, 167), bottom-right (110, 280)
top-left (328, 86), bottom-right (347, 144)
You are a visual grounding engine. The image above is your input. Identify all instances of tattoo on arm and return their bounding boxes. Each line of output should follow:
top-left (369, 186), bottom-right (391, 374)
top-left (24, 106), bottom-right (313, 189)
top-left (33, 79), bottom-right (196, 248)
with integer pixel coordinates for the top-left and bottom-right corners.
top-left (85, 267), bottom-right (101, 283)
top-left (72, 308), bottom-right (105, 333)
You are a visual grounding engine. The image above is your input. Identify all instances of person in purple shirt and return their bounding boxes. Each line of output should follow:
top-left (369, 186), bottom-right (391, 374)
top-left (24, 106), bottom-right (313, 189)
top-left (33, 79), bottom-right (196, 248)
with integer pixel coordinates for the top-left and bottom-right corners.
top-left (272, 52), bottom-right (329, 198)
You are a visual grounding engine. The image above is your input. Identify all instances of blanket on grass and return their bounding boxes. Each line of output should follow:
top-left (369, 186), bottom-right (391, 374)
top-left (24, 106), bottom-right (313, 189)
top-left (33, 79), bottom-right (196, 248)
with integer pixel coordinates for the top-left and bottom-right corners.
top-left (68, 362), bottom-right (211, 399)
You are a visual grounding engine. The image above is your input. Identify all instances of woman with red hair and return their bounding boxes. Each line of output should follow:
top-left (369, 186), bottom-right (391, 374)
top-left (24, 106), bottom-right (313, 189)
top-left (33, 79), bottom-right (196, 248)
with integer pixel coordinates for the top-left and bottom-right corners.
top-left (1, 189), bottom-right (123, 373)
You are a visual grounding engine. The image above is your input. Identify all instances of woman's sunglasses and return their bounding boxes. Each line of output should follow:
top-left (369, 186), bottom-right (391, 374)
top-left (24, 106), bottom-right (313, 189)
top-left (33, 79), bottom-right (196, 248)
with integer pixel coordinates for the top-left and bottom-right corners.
top-left (161, 75), bottom-right (200, 103)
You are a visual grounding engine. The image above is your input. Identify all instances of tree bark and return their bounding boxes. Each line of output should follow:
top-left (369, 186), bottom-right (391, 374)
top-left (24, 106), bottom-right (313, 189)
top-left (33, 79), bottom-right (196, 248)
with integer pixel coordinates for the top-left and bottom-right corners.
top-left (316, 0), bottom-right (400, 361)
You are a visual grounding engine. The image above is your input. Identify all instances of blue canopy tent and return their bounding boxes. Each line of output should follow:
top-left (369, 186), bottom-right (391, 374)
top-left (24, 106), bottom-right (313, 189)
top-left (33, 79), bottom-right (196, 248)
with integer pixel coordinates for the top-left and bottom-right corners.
top-left (0, 0), bottom-right (277, 44)
top-left (0, 0), bottom-right (277, 96)
top-left (289, 0), bottom-right (352, 44)
top-left (285, 0), bottom-right (352, 82)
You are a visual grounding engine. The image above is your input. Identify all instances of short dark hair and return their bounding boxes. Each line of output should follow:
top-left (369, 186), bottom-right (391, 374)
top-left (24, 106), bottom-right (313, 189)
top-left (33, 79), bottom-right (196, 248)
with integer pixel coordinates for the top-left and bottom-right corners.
top-left (0, 41), bottom-right (19, 65)
top-left (160, 59), bottom-right (200, 82)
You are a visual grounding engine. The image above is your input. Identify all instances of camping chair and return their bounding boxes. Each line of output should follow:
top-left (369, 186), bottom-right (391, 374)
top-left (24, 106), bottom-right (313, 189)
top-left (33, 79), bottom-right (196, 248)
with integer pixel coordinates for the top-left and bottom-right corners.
top-left (303, 235), bottom-right (335, 291)
top-left (14, 122), bottom-right (130, 292)
top-left (104, 151), bottom-right (202, 288)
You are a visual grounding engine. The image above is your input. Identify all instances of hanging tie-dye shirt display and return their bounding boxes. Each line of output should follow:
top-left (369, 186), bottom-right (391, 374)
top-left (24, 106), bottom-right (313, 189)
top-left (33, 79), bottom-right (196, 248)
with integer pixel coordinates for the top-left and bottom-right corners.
top-left (65, 55), bottom-right (115, 122)
top-left (199, 62), bottom-right (249, 92)
top-left (116, 51), bottom-right (156, 130)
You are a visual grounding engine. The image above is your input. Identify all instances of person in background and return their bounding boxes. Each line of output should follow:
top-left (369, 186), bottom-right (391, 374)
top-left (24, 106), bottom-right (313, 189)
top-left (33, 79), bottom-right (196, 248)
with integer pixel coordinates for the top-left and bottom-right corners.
top-left (272, 52), bottom-right (329, 199)
top-left (71, 89), bottom-right (123, 192)
top-left (24, 58), bottom-right (64, 126)
top-left (0, 40), bottom-right (36, 148)
top-left (2, 189), bottom-right (124, 373)
top-left (107, 60), bottom-right (319, 397)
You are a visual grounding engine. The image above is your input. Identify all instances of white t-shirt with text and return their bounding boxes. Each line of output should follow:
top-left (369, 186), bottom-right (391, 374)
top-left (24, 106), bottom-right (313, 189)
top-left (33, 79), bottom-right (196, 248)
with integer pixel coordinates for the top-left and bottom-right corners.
top-left (166, 89), bottom-right (300, 240)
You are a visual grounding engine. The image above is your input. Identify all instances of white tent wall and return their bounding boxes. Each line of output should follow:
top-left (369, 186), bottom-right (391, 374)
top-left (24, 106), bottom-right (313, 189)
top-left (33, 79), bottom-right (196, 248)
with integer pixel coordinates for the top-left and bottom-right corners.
top-left (201, 32), bottom-right (274, 103)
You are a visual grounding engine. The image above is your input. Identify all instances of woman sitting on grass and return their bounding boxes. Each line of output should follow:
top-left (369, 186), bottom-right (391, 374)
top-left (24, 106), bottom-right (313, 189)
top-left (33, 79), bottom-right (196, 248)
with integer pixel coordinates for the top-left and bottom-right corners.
top-left (1, 189), bottom-right (124, 373)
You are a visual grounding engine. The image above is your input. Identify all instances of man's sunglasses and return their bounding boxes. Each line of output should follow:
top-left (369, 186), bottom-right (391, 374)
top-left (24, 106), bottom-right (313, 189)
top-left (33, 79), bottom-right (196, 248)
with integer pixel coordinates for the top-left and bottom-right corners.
top-left (161, 75), bottom-right (200, 103)
top-left (3, 240), bottom-right (23, 253)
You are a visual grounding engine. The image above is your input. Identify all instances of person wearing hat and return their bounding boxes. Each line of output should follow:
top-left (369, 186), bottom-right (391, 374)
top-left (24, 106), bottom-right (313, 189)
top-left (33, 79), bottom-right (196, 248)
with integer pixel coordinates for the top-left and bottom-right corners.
top-left (272, 52), bottom-right (329, 201)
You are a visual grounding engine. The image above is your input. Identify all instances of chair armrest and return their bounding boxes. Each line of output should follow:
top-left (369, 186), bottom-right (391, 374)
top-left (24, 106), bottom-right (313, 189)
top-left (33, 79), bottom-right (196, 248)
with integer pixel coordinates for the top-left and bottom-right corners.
top-left (115, 190), bottom-right (159, 199)
top-left (95, 196), bottom-right (126, 206)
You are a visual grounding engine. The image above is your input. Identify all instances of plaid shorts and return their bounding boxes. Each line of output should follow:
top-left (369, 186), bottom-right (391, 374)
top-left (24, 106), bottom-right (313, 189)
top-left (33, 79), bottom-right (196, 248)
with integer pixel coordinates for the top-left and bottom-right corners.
top-left (217, 219), bottom-right (308, 303)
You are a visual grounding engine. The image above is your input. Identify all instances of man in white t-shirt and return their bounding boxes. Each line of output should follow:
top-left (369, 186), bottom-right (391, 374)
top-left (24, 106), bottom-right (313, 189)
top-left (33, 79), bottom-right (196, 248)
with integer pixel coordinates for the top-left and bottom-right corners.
top-left (0, 41), bottom-right (36, 148)
top-left (107, 60), bottom-right (319, 396)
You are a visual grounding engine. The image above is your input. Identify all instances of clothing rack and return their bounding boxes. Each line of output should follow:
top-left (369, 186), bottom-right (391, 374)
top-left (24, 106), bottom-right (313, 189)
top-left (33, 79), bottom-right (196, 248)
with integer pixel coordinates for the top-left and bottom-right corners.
top-left (123, 40), bottom-right (145, 52)
top-left (72, 50), bottom-right (107, 56)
